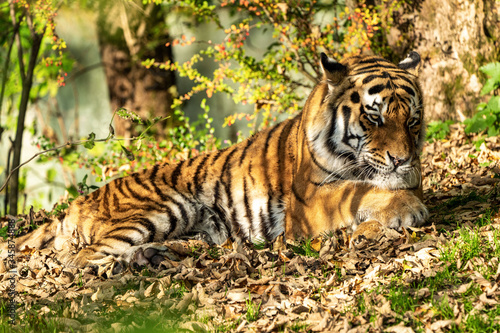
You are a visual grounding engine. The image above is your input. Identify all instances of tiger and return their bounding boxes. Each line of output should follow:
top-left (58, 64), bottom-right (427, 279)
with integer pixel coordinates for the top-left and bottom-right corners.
top-left (2, 51), bottom-right (428, 268)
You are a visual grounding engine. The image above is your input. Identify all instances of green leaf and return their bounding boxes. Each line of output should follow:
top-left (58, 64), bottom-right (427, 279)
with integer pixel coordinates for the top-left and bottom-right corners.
top-left (465, 118), bottom-right (487, 134)
top-left (480, 62), bottom-right (500, 79)
top-left (487, 126), bottom-right (499, 137)
top-left (66, 185), bottom-right (79, 198)
top-left (121, 144), bottom-right (135, 161)
top-left (83, 132), bottom-right (96, 149)
top-left (46, 169), bottom-right (57, 183)
top-left (116, 108), bottom-right (143, 124)
top-left (487, 96), bottom-right (500, 112)
top-left (479, 62), bottom-right (500, 95)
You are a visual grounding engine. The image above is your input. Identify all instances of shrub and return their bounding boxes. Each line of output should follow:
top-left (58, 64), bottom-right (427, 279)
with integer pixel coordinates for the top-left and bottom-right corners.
top-left (464, 62), bottom-right (500, 136)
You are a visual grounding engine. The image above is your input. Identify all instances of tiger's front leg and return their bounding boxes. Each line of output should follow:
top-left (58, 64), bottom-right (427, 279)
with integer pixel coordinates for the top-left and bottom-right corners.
top-left (285, 181), bottom-right (428, 239)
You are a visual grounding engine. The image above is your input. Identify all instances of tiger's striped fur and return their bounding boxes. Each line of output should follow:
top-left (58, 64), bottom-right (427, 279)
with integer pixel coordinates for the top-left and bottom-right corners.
top-left (4, 52), bottom-right (428, 267)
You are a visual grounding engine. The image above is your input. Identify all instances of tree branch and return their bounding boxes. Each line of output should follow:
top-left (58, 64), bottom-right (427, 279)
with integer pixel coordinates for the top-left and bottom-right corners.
top-left (0, 113), bottom-right (169, 194)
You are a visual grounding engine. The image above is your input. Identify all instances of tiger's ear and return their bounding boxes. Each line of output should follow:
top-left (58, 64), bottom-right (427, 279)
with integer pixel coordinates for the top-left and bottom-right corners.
top-left (398, 51), bottom-right (420, 76)
top-left (320, 52), bottom-right (347, 87)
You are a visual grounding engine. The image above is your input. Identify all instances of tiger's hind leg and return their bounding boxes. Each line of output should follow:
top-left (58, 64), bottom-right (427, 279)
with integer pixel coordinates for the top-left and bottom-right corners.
top-left (66, 206), bottom-right (228, 272)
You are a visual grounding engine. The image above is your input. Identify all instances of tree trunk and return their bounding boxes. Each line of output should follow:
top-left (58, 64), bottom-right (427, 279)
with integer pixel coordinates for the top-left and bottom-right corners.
top-left (98, 2), bottom-right (176, 140)
top-left (373, 0), bottom-right (500, 120)
top-left (8, 33), bottom-right (43, 215)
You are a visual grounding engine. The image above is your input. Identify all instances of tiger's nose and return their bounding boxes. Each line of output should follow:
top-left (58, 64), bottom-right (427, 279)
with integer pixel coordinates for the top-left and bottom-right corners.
top-left (387, 152), bottom-right (409, 167)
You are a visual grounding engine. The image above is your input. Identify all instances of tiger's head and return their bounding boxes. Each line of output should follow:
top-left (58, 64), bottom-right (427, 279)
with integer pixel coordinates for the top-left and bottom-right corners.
top-left (304, 52), bottom-right (424, 190)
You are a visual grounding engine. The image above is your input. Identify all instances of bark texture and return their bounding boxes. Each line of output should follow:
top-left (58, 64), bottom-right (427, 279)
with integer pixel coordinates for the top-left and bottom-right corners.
top-left (386, 0), bottom-right (500, 120)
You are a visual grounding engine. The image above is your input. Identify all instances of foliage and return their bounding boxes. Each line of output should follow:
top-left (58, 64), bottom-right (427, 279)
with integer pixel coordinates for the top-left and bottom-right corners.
top-left (0, 0), bottom-right (74, 214)
top-left (20, 110), bottom-right (171, 199)
top-left (464, 62), bottom-right (500, 136)
top-left (426, 120), bottom-right (454, 142)
top-left (147, 0), bottom-right (405, 137)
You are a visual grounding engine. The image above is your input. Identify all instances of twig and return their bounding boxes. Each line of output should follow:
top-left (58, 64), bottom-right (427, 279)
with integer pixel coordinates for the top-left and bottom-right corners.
top-left (0, 113), bottom-right (169, 194)
top-left (259, 5), bottom-right (318, 85)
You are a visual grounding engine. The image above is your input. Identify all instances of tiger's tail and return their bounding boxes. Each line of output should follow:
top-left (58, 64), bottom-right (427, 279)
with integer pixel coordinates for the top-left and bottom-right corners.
top-left (0, 219), bottom-right (60, 259)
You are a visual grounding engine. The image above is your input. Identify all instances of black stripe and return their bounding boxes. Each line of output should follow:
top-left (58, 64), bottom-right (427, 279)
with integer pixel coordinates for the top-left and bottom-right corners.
top-left (342, 105), bottom-right (352, 147)
top-left (350, 91), bottom-right (360, 103)
top-left (124, 179), bottom-right (150, 202)
top-left (136, 217), bottom-right (157, 242)
top-left (362, 74), bottom-right (384, 84)
top-left (259, 208), bottom-right (271, 242)
top-left (164, 215), bottom-right (179, 239)
top-left (106, 226), bottom-right (146, 236)
top-left (150, 164), bottom-right (160, 180)
top-left (40, 235), bottom-right (55, 249)
top-left (102, 184), bottom-right (111, 218)
top-left (220, 147), bottom-right (238, 207)
top-left (194, 154), bottom-right (211, 195)
top-left (213, 180), bottom-right (222, 211)
top-left (261, 124), bottom-right (281, 199)
top-left (92, 242), bottom-right (115, 249)
top-left (186, 155), bottom-right (197, 168)
top-left (326, 104), bottom-right (338, 153)
top-left (310, 179), bottom-right (339, 186)
top-left (394, 74), bottom-right (415, 86)
top-left (292, 183), bottom-right (307, 206)
top-left (150, 164), bottom-right (169, 202)
top-left (359, 106), bottom-right (368, 131)
top-left (359, 57), bottom-right (393, 65)
top-left (132, 172), bottom-right (149, 191)
top-left (239, 138), bottom-right (253, 166)
top-left (266, 192), bottom-right (280, 240)
top-left (164, 195), bottom-right (190, 226)
top-left (353, 66), bottom-right (406, 76)
top-left (105, 235), bottom-right (135, 246)
top-left (306, 139), bottom-right (337, 175)
top-left (88, 188), bottom-right (99, 200)
top-left (114, 178), bottom-right (127, 198)
top-left (243, 177), bottom-right (253, 237)
top-left (170, 160), bottom-right (185, 190)
top-left (111, 192), bottom-right (120, 209)
top-left (264, 123), bottom-right (281, 152)
top-left (248, 162), bottom-right (256, 185)
top-left (277, 119), bottom-right (295, 194)
top-left (368, 84), bottom-right (385, 95)
top-left (211, 147), bottom-right (226, 165)
top-left (399, 84), bottom-right (416, 97)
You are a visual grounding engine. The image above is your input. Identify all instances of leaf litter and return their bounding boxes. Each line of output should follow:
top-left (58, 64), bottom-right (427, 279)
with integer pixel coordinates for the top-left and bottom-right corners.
top-left (1, 124), bottom-right (500, 332)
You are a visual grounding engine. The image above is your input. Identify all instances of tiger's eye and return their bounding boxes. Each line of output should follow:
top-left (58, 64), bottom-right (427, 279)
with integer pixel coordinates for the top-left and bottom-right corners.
top-left (367, 113), bottom-right (380, 124)
top-left (408, 117), bottom-right (420, 127)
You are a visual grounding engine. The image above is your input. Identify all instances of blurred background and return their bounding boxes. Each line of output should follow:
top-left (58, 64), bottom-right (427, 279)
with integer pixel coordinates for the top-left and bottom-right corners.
top-left (0, 0), bottom-right (499, 216)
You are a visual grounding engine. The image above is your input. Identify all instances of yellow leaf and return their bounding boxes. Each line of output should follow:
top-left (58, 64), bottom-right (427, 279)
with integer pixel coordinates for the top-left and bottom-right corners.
top-left (311, 238), bottom-right (322, 252)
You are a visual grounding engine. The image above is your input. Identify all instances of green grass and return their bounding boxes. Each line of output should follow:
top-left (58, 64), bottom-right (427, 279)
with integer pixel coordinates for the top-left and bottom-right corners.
top-left (289, 237), bottom-right (320, 258)
top-left (289, 321), bottom-right (310, 332)
top-left (245, 292), bottom-right (261, 322)
top-left (4, 190), bottom-right (500, 332)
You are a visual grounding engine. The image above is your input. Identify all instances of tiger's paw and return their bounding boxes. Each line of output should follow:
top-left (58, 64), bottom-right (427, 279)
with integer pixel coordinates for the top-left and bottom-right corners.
top-left (119, 243), bottom-right (169, 272)
top-left (130, 246), bottom-right (167, 269)
top-left (357, 191), bottom-right (428, 231)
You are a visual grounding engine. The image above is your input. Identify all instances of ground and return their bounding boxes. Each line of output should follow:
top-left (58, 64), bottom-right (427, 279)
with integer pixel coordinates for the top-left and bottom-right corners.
top-left (1, 124), bottom-right (500, 332)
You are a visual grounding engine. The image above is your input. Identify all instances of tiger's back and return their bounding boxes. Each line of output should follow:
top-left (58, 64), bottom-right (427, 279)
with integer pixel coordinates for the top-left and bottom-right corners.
top-left (6, 51), bottom-right (428, 267)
